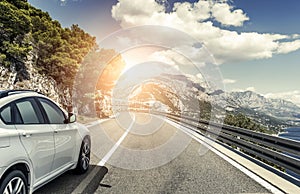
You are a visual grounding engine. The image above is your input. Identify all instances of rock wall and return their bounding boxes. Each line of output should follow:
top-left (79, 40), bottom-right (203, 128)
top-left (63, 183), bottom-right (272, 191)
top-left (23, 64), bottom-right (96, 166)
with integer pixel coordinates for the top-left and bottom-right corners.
top-left (0, 62), bottom-right (72, 110)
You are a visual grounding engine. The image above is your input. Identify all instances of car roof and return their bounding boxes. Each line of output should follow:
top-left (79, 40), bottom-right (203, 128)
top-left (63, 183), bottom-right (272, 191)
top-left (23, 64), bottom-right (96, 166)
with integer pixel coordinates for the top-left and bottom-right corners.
top-left (0, 90), bottom-right (46, 106)
top-left (0, 90), bottom-right (41, 99)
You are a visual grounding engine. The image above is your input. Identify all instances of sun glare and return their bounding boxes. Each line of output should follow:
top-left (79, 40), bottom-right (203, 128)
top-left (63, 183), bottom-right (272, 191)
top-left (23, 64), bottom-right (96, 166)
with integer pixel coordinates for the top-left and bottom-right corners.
top-left (121, 46), bottom-right (165, 74)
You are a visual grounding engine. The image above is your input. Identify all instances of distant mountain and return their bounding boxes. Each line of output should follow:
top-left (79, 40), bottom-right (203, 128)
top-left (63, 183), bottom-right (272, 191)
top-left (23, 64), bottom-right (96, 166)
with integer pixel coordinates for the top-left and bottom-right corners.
top-left (152, 75), bottom-right (300, 130)
top-left (98, 71), bottom-right (300, 131)
top-left (214, 90), bottom-right (300, 131)
top-left (158, 73), bottom-right (206, 93)
top-left (228, 91), bottom-right (300, 121)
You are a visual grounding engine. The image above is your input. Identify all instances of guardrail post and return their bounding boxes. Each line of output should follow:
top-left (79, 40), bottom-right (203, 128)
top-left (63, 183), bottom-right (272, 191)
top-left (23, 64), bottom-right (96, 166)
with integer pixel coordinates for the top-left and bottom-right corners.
top-left (237, 136), bottom-right (240, 151)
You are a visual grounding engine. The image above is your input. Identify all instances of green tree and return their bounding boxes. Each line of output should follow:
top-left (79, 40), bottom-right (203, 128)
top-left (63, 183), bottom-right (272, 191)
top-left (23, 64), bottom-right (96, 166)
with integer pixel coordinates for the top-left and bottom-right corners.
top-left (224, 113), bottom-right (269, 133)
top-left (28, 6), bottom-right (96, 87)
top-left (0, 1), bottom-right (32, 68)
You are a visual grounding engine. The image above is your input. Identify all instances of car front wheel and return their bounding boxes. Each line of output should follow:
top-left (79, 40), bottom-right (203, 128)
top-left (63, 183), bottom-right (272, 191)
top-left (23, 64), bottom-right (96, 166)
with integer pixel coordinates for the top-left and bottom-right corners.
top-left (75, 136), bottom-right (91, 174)
top-left (0, 170), bottom-right (28, 194)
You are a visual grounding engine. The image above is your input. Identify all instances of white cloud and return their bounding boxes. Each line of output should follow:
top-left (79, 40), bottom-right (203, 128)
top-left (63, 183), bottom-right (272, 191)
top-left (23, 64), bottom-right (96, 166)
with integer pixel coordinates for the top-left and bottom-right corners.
top-left (277, 40), bottom-right (300, 54)
top-left (211, 2), bottom-right (249, 26)
top-left (264, 91), bottom-right (300, 107)
top-left (231, 86), bottom-right (255, 92)
top-left (149, 46), bottom-right (210, 68)
top-left (111, 0), bottom-right (165, 27)
top-left (206, 31), bottom-right (287, 63)
top-left (173, 1), bottom-right (211, 23)
top-left (292, 34), bottom-right (300, 39)
top-left (246, 86), bottom-right (255, 92)
top-left (111, 0), bottom-right (300, 64)
top-left (223, 79), bottom-right (236, 84)
top-left (148, 50), bottom-right (176, 65)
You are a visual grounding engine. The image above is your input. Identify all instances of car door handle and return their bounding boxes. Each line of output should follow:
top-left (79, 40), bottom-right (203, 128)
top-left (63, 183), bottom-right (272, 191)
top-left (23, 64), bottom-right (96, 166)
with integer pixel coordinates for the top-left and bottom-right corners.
top-left (22, 132), bottom-right (32, 138)
top-left (54, 129), bottom-right (58, 133)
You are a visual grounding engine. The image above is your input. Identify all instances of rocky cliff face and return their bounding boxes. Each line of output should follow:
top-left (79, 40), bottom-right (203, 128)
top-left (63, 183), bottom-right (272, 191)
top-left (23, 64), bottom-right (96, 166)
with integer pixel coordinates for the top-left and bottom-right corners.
top-left (0, 62), bottom-right (72, 110)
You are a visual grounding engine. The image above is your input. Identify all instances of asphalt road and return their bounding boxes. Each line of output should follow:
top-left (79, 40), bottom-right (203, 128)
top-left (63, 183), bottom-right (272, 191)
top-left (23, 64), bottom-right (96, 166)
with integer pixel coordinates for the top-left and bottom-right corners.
top-left (35, 112), bottom-right (270, 194)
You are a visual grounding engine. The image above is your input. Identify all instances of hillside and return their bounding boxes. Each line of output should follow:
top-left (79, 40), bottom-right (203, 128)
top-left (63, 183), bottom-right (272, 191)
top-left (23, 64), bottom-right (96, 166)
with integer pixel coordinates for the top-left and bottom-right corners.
top-left (229, 91), bottom-right (300, 121)
top-left (99, 73), bottom-right (271, 133)
top-left (0, 0), bottom-right (96, 109)
top-left (225, 91), bottom-right (300, 131)
top-left (106, 73), bottom-right (299, 133)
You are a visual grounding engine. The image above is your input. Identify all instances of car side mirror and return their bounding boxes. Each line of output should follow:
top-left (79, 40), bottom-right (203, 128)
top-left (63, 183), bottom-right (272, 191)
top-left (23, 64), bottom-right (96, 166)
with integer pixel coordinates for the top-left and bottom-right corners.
top-left (66, 112), bottom-right (76, 123)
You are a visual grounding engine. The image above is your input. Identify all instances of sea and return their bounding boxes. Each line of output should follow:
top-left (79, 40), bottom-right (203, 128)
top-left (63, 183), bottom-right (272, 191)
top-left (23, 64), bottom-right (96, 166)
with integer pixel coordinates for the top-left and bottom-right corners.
top-left (278, 127), bottom-right (300, 142)
top-left (278, 127), bottom-right (300, 180)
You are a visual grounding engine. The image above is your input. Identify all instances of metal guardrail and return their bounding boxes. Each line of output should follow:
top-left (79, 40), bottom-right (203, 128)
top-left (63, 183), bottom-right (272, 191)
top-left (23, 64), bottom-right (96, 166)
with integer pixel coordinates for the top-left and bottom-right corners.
top-left (150, 111), bottom-right (300, 177)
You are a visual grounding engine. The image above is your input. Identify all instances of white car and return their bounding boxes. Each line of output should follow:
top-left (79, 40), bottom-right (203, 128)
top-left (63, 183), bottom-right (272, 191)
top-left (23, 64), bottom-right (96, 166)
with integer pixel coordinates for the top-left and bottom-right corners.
top-left (0, 90), bottom-right (91, 194)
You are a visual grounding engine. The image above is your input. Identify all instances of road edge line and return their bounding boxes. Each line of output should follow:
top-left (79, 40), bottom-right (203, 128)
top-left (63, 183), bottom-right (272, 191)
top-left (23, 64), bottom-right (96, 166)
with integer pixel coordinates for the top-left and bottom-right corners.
top-left (165, 119), bottom-right (286, 194)
top-left (72, 115), bottom-right (135, 194)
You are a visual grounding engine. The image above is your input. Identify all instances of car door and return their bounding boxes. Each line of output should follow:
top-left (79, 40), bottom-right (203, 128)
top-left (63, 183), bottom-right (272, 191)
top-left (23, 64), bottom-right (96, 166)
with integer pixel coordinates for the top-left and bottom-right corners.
top-left (37, 97), bottom-right (77, 171)
top-left (13, 97), bottom-right (55, 182)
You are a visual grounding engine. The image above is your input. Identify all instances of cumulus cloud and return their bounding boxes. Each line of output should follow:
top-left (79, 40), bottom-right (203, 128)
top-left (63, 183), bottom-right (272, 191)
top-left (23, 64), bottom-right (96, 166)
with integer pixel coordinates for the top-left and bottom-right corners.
top-left (173, 1), bottom-right (211, 23)
top-left (111, 0), bottom-right (300, 64)
top-left (264, 91), bottom-right (300, 107)
top-left (148, 46), bottom-right (210, 67)
top-left (277, 40), bottom-right (300, 54)
top-left (211, 2), bottom-right (249, 26)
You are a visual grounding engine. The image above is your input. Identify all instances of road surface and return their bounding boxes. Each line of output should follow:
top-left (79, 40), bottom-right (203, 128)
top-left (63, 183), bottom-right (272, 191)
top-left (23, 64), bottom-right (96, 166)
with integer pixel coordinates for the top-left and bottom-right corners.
top-left (35, 112), bottom-right (271, 194)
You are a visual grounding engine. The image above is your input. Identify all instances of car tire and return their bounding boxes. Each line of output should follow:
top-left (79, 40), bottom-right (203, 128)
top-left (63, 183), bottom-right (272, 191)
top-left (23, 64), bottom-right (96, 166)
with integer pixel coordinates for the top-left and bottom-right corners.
top-left (75, 136), bottom-right (91, 174)
top-left (0, 170), bottom-right (28, 194)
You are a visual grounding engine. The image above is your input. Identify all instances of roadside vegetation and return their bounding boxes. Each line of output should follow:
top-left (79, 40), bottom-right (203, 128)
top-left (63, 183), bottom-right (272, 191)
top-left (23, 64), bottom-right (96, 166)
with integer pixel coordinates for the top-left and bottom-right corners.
top-left (224, 113), bottom-right (271, 134)
top-left (0, 0), bottom-right (96, 87)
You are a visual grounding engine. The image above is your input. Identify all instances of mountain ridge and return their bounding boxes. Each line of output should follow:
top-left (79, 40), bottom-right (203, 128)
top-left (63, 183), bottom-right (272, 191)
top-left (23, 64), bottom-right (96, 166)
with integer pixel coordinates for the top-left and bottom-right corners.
top-left (151, 73), bottom-right (300, 131)
top-left (228, 90), bottom-right (300, 121)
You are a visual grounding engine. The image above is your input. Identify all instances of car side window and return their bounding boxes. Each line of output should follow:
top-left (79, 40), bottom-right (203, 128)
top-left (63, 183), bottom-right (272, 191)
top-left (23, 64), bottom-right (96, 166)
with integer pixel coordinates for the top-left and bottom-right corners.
top-left (15, 98), bottom-right (45, 124)
top-left (0, 105), bottom-right (12, 124)
top-left (38, 98), bottom-right (66, 124)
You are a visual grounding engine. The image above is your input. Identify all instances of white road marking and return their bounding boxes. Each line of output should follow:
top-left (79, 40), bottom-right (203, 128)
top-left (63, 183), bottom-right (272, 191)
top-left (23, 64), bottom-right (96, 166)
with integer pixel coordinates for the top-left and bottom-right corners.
top-left (165, 119), bottom-right (284, 194)
top-left (76, 115), bottom-right (283, 194)
top-left (72, 114), bottom-right (135, 194)
top-left (98, 114), bottom-right (135, 166)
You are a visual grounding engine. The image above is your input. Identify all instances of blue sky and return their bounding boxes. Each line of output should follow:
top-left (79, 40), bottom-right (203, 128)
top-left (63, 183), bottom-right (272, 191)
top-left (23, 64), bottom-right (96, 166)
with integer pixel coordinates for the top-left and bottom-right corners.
top-left (28, 0), bottom-right (300, 105)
